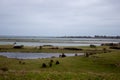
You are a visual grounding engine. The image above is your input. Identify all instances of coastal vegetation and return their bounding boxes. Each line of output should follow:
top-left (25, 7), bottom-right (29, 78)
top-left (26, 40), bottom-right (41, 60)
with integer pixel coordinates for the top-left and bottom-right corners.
top-left (0, 43), bottom-right (120, 80)
top-left (0, 44), bottom-right (110, 53)
top-left (58, 35), bottom-right (120, 39)
top-left (0, 50), bottom-right (120, 80)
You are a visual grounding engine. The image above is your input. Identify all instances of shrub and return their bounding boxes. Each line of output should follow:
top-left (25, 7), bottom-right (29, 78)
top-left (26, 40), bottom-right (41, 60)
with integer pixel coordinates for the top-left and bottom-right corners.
top-left (56, 61), bottom-right (60, 65)
top-left (103, 48), bottom-right (107, 53)
top-left (0, 67), bottom-right (9, 72)
top-left (109, 46), bottom-right (120, 49)
top-left (61, 53), bottom-right (66, 57)
top-left (22, 62), bottom-right (26, 65)
top-left (49, 62), bottom-right (52, 67)
top-left (39, 46), bottom-right (42, 49)
top-left (19, 61), bottom-right (22, 64)
top-left (63, 47), bottom-right (82, 50)
top-left (75, 53), bottom-right (78, 56)
top-left (49, 60), bottom-right (54, 67)
top-left (90, 45), bottom-right (96, 48)
top-left (85, 53), bottom-right (89, 57)
top-left (50, 60), bottom-right (54, 63)
top-left (13, 45), bottom-right (24, 49)
top-left (19, 61), bottom-right (26, 65)
top-left (50, 47), bottom-right (59, 49)
top-left (42, 63), bottom-right (47, 68)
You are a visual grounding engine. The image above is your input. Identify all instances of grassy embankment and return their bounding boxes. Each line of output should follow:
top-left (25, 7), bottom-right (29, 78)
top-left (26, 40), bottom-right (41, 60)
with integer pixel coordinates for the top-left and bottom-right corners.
top-left (0, 44), bottom-right (111, 53)
top-left (0, 44), bottom-right (120, 80)
top-left (0, 50), bottom-right (120, 80)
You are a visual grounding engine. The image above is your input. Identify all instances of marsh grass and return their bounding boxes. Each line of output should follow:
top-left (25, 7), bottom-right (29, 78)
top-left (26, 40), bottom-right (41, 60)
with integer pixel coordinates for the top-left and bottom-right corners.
top-left (0, 45), bottom-right (110, 53)
top-left (0, 45), bottom-right (119, 80)
top-left (0, 50), bottom-right (120, 80)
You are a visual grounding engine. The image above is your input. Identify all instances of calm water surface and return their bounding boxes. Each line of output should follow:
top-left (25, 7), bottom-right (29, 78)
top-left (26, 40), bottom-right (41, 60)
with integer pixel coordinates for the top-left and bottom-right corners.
top-left (0, 52), bottom-right (84, 59)
top-left (0, 37), bottom-right (120, 46)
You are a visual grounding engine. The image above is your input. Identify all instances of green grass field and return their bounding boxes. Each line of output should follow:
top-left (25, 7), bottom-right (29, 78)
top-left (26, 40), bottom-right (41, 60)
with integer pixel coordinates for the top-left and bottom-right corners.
top-left (0, 48), bottom-right (120, 80)
top-left (0, 51), bottom-right (120, 80)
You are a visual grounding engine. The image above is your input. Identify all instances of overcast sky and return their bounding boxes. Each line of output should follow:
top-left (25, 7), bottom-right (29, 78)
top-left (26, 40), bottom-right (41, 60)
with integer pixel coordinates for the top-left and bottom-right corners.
top-left (0, 0), bottom-right (120, 36)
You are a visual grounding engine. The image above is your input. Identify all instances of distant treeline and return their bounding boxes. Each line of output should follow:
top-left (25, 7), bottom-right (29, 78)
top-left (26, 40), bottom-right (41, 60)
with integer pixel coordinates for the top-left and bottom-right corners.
top-left (58, 35), bottom-right (120, 39)
top-left (0, 35), bottom-right (120, 39)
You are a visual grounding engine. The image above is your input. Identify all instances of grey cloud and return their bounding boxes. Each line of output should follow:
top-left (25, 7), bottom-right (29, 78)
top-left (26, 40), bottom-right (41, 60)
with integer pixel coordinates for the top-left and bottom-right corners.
top-left (0, 0), bottom-right (120, 36)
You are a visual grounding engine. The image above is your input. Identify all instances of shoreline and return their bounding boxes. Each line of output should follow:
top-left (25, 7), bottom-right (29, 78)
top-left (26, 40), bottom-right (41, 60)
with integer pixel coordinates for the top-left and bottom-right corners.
top-left (0, 44), bottom-right (110, 53)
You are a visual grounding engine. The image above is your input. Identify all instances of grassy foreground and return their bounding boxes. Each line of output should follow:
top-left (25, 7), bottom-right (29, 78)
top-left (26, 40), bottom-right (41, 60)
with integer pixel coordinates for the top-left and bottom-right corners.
top-left (0, 50), bottom-right (120, 80)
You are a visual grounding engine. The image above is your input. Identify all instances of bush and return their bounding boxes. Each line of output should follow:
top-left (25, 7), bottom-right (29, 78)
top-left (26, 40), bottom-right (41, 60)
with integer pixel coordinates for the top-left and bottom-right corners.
top-left (90, 45), bottom-right (96, 48)
top-left (13, 45), bottom-right (24, 49)
top-left (50, 60), bottom-right (54, 63)
top-left (61, 53), bottom-right (66, 57)
top-left (75, 53), bottom-right (78, 56)
top-left (63, 47), bottom-right (82, 50)
top-left (0, 67), bottom-right (9, 72)
top-left (19, 61), bottom-right (22, 64)
top-left (49, 62), bottom-right (52, 67)
top-left (42, 63), bottom-right (47, 68)
top-left (110, 46), bottom-right (120, 49)
top-left (49, 60), bottom-right (54, 67)
top-left (22, 62), bottom-right (26, 65)
top-left (103, 48), bottom-right (107, 53)
top-left (39, 46), bottom-right (42, 49)
top-left (19, 61), bottom-right (26, 65)
top-left (85, 53), bottom-right (89, 57)
top-left (56, 61), bottom-right (60, 65)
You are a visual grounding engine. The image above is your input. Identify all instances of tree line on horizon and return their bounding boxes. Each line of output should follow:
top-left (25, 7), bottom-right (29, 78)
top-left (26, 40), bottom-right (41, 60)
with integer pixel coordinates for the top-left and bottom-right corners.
top-left (59, 35), bottom-right (120, 39)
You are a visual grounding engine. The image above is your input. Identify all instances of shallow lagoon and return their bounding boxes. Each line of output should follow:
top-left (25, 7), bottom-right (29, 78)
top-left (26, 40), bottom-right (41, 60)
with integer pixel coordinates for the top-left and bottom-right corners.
top-left (0, 52), bottom-right (84, 59)
top-left (0, 41), bottom-right (100, 46)
top-left (0, 37), bottom-right (120, 46)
